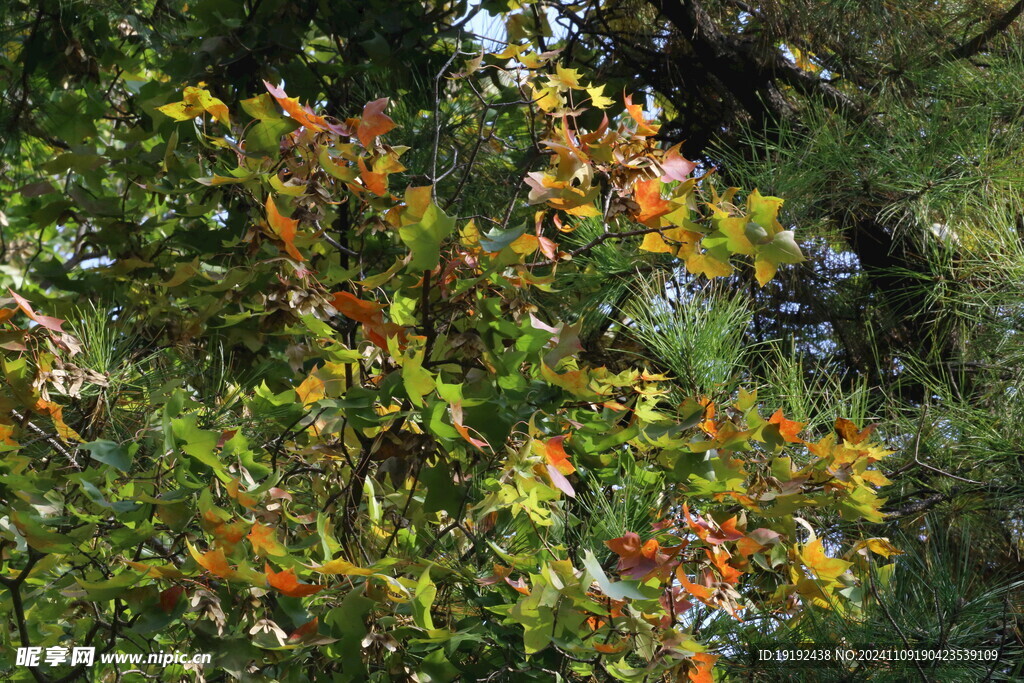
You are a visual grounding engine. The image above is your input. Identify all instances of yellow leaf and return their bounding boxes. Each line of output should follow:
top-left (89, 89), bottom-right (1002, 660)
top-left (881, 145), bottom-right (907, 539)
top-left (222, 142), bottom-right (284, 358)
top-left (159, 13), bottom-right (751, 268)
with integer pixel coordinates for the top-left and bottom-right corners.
top-left (586, 84), bottom-right (614, 109)
top-left (800, 539), bottom-right (853, 582)
top-left (157, 86), bottom-right (231, 126)
top-left (849, 537), bottom-right (903, 559)
top-left (296, 372), bottom-right (326, 407)
top-left (310, 558), bottom-right (377, 576)
top-left (639, 231), bottom-right (673, 254)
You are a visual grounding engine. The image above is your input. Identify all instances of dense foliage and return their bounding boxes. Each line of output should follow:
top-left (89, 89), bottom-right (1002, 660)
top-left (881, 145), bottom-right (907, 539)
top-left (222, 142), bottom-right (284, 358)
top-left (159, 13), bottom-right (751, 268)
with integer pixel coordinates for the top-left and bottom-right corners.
top-left (1, 1), bottom-right (1021, 681)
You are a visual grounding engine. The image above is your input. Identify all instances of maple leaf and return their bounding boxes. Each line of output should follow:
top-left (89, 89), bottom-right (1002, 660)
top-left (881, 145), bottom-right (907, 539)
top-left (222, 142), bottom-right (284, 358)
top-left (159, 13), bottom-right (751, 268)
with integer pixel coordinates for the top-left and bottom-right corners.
top-left (768, 409), bottom-right (805, 443)
top-left (295, 371), bottom-right (326, 407)
top-left (688, 653), bottom-right (719, 683)
top-left (848, 537), bottom-right (903, 559)
top-left (623, 93), bottom-right (660, 137)
top-left (263, 81), bottom-right (328, 131)
top-left (311, 558), bottom-right (377, 576)
top-left (265, 195), bottom-right (304, 261)
top-left (159, 586), bottom-right (185, 615)
top-left (676, 565), bottom-right (713, 602)
top-left (331, 291), bottom-right (405, 350)
top-left (9, 289), bottom-right (65, 332)
top-left (682, 503), bottom-right (742, 545)
top-left (544, 436), bottom-right (575, 475)
top-left (605, 532), bottom-right (675, 580)
top-left (800, 539), bottom-right (853, 582)
top-left (357, 98), bottom-right (395, 147)
top-left (586, 84), bottom-right (614, 109)
top-left (207, 519), bottom-right (248, 553)
top-left (451, 401), bottom-right (490, 450)
top-left (659, 143), bottom-right (697, 182)
top-left (248, 522), bottom-right (287, 557)
top-left (0, 423), bottom-right (19, 447)
top-left (834, 417), bottom-right (877, 445)
top-left (265, 564), bottom-right (326, 598)
top-left (287, 617), bottom-right (320, 643)
top-left (226, 478), bottom-right (259, 508)
top-left (188, 543), bottom-right (236, 579)
top-left (157, 86), bottom-right (231, 126)
top-left (34, 400), bottom-right (82, 442)
top-left (357, 157), bottom-right (388, 196)
top-left (634, 179), bottom-right (672, 227)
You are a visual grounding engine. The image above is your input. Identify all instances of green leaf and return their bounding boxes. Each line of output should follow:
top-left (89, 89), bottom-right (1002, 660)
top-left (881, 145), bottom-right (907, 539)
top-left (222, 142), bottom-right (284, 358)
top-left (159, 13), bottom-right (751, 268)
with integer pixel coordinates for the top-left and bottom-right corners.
top-left (478, 222), bottom-right (527, 252)
top-left (581, 550), bottom-right (648, 600)
top-left (412, 567), bottom-right (437, 630)
top-left (246, 118), bottom-right (301, 156)
top-left (399, 202), bottom-right (455, 271)
top-left (82, 440), bottom-right (132, 472)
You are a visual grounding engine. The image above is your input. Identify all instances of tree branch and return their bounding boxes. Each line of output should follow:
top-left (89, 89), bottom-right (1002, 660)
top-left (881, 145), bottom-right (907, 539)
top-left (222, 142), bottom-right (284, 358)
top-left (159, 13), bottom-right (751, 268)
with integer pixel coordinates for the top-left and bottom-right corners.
top-left (948, 0), bottom-right (1024, 60)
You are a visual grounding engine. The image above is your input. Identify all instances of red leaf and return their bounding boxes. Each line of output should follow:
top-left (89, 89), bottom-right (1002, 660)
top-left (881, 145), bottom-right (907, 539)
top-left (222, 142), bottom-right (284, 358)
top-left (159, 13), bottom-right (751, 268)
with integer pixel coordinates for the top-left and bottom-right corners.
top-left (288, 617), bottom-right (320, 642)
top-left (8, 290), bottom-right (65, 332)
top-left (660, 143), bottom-right (697, 182)
top-left (160, 585), bottom-right (185, 614)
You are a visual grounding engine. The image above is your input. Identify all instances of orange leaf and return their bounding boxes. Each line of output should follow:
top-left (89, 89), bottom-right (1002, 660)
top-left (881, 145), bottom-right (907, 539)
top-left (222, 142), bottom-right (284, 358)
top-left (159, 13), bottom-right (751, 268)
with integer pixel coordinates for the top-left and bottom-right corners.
top-left (452, 402), bottom-right (489, 450)
top-left (707, 547), bottom-right (743, 585)
top-left (735, 536), bottom-right (765, 557)
top-left (835, 417), bottom-right (877, 445)
top-left (265, 564), bottom-right (326, 598)
top-left (634, 179), bottom-right (672, 226)
top-left (265, 195), bottom-right (304, 261)
top-left (331, 291), bottom-right (386, 325)
top-left (357, 157), bottom-right (388, 196)
top-left (357, 98), bottom-right (395, 148)
top-left (248, 522), bottom-right (287, 557)
top-left (189, 544), bottom-right (236, 579)
top-left (675, 565), bottom-right (713, 601)
top-left (544, 435), bottom-right (575, 475)
top-left (34, 400), bottom-right (81, 442)
top-left (594, 639), bottom-right (628, 654)
top-left (0, 423), bottom-right (18, 447)
top-left (263, 81), bottom-right (328, 131)
top-left (226, 479), bottom-right (259, 508)
top-left (769, 409), bottom-right (805, 443)
top-left (623, 93), bottom-right (660, 136)
top-left (689, 653), bottom-right (719, 683)
top-left (9, 290), bottom-right (65, 332)
top-left (209, 519), bottom-right (248, 553)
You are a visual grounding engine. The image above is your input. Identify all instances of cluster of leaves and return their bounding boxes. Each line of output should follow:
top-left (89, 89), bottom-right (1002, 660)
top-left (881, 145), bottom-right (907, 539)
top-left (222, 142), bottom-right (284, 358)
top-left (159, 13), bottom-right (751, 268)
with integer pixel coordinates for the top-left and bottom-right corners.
top-left (0, 16), bottom-right (901, 683)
